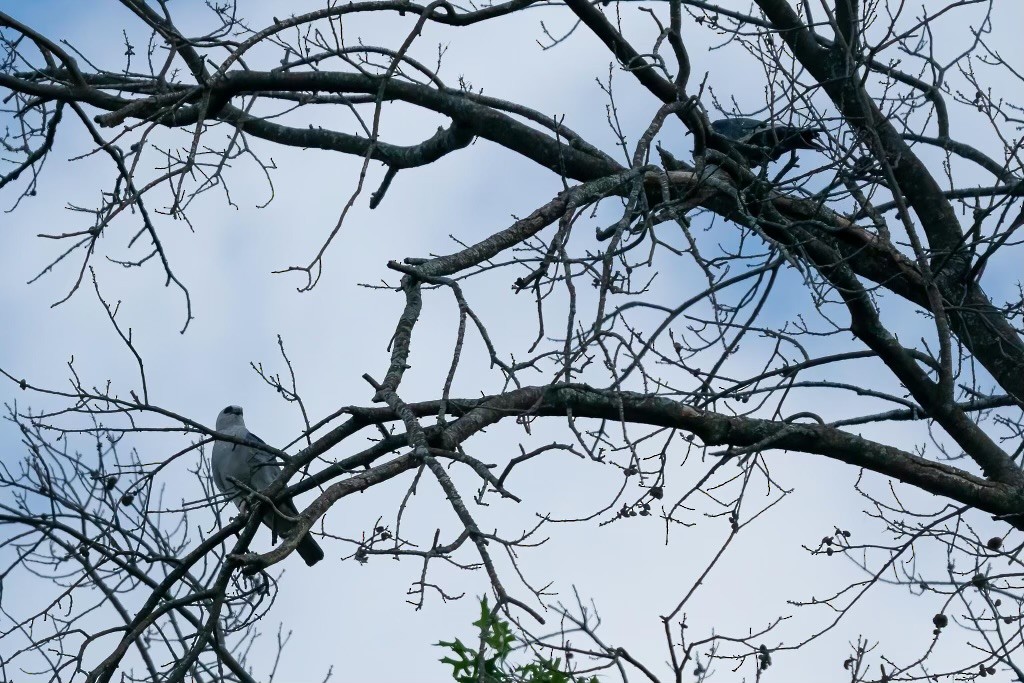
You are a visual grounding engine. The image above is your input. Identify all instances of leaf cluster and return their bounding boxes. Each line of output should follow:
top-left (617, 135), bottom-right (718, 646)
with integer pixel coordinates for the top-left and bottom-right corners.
top-left (438, 598), bottom-right (598, 683)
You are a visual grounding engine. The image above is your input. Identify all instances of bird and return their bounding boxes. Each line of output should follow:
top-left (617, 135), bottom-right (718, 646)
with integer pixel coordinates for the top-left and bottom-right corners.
top-left (211, 405), bottom-right (325, 566)
top-left (709, 117), bottom-right (824, 166)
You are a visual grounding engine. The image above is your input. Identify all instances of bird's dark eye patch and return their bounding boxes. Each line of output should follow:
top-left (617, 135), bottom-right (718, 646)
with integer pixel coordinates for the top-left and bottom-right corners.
top-left (222, 408), bottom-right (230, 414)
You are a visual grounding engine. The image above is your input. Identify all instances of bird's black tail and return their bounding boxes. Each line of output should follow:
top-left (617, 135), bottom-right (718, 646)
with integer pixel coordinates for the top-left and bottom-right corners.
top-left (265, 501), bottom-right (325, 566)
top-left (296, 533), bottom-right (325, 566)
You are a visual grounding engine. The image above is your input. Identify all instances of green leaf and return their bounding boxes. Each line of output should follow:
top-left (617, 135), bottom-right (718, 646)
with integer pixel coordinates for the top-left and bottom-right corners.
top-left (439, 597), bottom-right (597, 683)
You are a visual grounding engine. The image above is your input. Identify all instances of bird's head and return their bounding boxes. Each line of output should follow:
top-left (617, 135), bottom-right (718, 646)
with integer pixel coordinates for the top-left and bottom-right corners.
top-left (215, 405), bottom-right (245, 430)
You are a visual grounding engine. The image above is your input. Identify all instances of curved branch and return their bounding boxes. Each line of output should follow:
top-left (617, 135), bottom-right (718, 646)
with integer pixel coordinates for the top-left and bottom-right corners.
top-left (280, 384), bottom-right (1024, 531)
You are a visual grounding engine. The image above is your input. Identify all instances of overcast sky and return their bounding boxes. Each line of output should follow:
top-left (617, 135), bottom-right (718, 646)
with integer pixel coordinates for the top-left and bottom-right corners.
top-left (2, 1), bottom-right (1023, 681)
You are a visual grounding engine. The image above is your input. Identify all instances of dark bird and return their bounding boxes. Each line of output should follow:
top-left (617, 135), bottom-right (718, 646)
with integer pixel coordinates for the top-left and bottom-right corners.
top-left (710, 117), bottom-right (824, 166)
top-left (211, 405), bottom-right (325, 566)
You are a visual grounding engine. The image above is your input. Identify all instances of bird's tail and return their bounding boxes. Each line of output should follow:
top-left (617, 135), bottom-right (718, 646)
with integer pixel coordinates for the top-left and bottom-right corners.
top-left (296, 533), bottom-right (325, 566)
top-left (265, 501), bottom-right (325, 566)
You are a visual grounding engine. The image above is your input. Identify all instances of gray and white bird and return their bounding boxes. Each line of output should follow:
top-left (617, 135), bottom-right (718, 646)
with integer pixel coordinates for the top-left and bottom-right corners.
top-left (211, 405), bottom-right (324, 566)
top-left (710, 117), bottom-right (824, 166)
